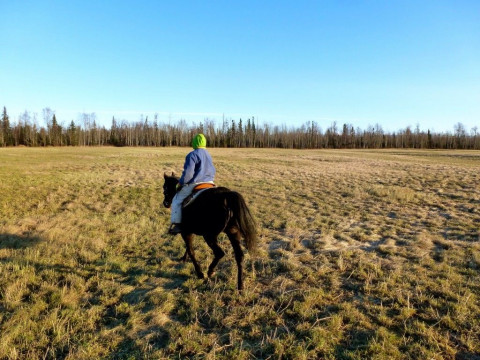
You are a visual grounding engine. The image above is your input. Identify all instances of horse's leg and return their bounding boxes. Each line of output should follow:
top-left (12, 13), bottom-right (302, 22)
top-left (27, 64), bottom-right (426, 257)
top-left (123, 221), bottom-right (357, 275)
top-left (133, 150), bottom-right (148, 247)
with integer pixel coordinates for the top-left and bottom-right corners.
top-left (179, 250), bottom-right (188, 262)
top-left (181, 233), bottom-right (204, 279)
top-left (204, 234), bottom-right (225, 278)
top-left (226, 228), bottom-right (245, 291)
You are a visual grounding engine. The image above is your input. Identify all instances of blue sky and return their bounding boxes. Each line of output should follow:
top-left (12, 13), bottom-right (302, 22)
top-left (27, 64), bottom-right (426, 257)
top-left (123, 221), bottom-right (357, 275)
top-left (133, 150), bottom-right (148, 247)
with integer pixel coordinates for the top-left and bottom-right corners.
top-left (1, 1), bottom-right (479, 133)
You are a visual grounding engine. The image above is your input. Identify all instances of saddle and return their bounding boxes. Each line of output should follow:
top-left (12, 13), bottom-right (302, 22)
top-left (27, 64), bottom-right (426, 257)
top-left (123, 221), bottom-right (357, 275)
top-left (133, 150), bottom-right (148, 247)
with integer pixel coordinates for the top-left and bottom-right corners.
top-left (182, 183), bottom-right (216, 208)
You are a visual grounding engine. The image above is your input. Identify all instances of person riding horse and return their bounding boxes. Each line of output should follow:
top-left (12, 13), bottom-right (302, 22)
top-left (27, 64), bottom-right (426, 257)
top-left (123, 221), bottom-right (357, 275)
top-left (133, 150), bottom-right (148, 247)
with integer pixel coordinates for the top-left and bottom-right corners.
top-left (168, 133), bottom-right (216, 234)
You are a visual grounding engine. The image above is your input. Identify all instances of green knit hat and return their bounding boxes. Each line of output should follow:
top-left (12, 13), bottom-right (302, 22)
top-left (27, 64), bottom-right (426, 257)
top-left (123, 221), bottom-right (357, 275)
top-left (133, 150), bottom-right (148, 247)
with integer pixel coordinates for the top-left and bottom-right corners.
top-left (192, 134), bottom-right (207, 149)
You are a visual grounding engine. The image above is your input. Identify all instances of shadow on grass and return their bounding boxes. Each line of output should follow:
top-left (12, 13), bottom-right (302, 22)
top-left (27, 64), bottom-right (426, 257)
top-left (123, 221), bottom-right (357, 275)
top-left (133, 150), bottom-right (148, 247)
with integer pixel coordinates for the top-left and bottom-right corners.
top-left (456, 352), bottom-right (480, 360)
top-left (0, 254), bottom-right (94, 281)
top-left (0, 233), bottom-right (42, 249)
top-left (335, 328), bottom-right (375, 359)
top-left (0, 233), bottom-right (183, 357)
top-left (108, 338), bottom-right (145, 360)
top-left (109, 330), bottom-right (171, 359)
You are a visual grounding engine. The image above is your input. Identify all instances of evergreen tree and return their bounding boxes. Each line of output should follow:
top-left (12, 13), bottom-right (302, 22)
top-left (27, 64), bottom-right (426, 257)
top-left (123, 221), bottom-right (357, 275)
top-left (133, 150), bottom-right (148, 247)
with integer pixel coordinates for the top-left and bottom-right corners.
top-left (238, 118), bottom-right (243, 147)
top-left (246, 118), bottom-right (252, 147)
top-left (110, 117), bottom-right (119, 146)
top-left (228, 119), bottom-right (236, 147)
top-left (51, 114), bottom-right (61, 146)
top-left (251, 117), bottom-right (256, 147)
top-left (0, 108), bottom-right (4, 146)
top-left (1, 107), bottom-right (12, 146)
top-left (67, 120), bottom-right (78, 146)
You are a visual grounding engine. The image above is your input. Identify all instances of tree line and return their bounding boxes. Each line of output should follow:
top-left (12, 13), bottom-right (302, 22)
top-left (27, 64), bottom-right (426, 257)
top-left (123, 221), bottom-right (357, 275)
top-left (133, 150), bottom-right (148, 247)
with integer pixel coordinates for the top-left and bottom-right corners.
top-left (1, 107), bottom-right (479, 149)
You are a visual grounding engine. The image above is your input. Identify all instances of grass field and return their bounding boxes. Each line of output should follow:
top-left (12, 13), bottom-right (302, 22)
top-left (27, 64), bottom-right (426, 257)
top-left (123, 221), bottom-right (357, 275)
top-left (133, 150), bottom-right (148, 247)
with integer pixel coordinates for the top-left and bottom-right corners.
top-left (0, 147), bottom-right (479, 360)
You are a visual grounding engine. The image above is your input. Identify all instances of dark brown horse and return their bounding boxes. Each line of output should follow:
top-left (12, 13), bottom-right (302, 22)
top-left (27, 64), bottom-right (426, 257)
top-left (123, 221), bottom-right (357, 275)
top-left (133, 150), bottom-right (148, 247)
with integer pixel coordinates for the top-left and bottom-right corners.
top-left (163, 173), bottom-right (257, 290)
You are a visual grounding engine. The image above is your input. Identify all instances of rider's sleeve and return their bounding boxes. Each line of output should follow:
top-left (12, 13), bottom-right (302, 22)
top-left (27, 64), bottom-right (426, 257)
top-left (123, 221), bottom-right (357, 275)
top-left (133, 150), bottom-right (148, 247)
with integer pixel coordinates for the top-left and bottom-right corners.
top-left (179, 152), bottom-right (197, 185)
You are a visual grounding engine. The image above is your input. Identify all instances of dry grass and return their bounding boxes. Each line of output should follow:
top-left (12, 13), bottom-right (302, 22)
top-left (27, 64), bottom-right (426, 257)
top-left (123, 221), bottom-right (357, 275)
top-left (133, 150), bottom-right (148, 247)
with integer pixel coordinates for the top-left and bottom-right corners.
top-left (0, 147), bottom-right (479, 359)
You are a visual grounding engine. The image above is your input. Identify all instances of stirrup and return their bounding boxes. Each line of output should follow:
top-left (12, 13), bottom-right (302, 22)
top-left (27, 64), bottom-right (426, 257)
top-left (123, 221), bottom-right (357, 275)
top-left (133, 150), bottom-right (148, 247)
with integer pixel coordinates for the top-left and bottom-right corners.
top-left (168, 223), bottom-right (182, 235)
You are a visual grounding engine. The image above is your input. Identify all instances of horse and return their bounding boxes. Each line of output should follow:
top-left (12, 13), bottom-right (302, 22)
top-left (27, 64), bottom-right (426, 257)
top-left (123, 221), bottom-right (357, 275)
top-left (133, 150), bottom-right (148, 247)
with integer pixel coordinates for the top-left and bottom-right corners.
top-left (162, 173), bottom-right (257, 290)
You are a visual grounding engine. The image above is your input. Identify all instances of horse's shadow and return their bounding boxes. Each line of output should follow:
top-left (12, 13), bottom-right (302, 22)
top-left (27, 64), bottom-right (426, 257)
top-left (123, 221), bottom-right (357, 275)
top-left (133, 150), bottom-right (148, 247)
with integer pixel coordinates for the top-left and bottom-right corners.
top-left (0, 233), bottom-right (42, 249)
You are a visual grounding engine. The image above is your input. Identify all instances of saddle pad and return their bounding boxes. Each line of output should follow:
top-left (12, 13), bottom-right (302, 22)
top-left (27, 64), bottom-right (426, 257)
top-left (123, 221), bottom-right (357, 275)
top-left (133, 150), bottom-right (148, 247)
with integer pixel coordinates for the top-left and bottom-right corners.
top-left (182, 183), bottom-right (216, 208)
top-left (194, 183), bottom-right (216, 191)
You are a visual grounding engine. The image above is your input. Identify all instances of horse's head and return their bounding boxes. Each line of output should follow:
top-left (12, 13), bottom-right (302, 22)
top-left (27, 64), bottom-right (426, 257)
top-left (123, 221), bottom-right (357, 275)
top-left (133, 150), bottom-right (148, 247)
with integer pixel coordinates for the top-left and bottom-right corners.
top-left (163, 172), bottom-right (179, 208)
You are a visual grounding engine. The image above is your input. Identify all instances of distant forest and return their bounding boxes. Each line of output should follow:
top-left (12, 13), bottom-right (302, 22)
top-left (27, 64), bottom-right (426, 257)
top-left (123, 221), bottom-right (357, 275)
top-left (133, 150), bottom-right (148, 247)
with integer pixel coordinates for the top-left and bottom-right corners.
top-left (1, 107), bottom-right (479, 149)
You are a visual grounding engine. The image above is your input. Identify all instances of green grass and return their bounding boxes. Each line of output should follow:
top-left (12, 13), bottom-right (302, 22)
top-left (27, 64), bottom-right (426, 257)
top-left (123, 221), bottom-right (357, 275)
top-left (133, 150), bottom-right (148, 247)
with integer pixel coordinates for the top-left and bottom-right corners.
top-left (1, 147), bottom-right (479, 359)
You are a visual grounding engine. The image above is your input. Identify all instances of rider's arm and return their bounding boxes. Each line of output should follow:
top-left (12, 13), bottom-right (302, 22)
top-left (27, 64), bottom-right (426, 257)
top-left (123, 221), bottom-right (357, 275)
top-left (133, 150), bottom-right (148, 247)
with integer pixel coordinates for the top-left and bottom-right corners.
top-left (179, 152), bottom-right (197, 185)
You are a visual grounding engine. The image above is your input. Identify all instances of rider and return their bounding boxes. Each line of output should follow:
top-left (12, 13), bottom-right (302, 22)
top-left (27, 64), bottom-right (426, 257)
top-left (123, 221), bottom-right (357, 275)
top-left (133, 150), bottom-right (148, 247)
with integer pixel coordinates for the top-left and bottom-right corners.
top-left (168, 133), bottom-right (216, 234)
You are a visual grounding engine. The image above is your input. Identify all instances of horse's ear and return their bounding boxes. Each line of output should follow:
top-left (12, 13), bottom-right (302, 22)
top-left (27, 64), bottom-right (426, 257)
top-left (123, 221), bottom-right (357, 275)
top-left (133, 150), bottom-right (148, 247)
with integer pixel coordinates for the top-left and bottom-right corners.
top-left (164, 172), bottom-right (168, 179)
top-left (171, 172), bottom-right (175, 177)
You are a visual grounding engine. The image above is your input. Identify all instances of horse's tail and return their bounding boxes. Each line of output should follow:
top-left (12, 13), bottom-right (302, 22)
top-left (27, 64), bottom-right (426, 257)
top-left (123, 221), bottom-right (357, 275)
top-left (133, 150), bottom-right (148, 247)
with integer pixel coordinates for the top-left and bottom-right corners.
top-left (225, 191), bottom-right (257, 252)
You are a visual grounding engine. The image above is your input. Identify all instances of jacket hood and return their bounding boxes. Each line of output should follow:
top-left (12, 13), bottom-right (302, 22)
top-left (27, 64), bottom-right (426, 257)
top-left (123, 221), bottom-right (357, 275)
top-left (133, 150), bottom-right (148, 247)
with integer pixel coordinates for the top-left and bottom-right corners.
top-left (192, 134), bottom-right (207, 149)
